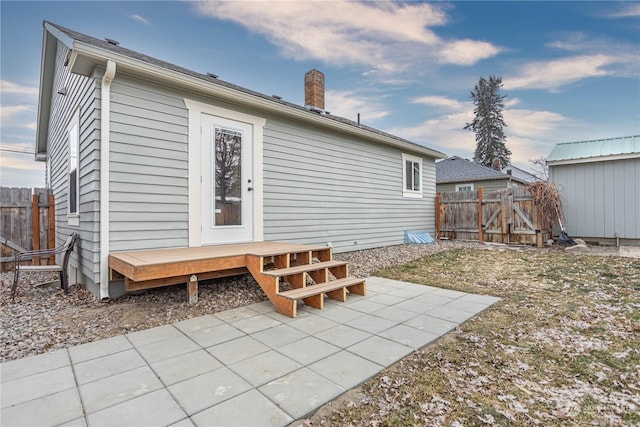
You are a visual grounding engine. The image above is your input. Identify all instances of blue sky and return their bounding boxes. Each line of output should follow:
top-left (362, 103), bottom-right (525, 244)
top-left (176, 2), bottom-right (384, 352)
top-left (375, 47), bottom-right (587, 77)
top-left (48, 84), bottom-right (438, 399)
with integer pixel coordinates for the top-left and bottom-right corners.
top-left (1, 1), bottom-right (639, 187)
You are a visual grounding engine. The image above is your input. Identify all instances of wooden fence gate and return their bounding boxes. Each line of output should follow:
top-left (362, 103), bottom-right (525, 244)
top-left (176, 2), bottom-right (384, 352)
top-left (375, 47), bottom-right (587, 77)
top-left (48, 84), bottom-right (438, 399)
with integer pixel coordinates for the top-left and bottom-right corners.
top-left (0, 187), bottom-right (55, 271)
top-left (436, 186), bottom-right (551, 247)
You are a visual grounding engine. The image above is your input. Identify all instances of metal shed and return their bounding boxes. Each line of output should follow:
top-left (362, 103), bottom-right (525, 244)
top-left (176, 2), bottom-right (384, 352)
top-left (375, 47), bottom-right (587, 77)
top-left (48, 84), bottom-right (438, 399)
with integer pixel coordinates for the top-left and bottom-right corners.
top-left (547, 135), bottom-right (640, 244)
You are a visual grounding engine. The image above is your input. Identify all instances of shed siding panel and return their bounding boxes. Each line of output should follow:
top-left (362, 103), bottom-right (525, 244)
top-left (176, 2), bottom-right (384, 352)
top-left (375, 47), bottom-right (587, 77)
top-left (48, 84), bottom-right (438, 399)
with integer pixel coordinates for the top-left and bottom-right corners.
top-left (591, 163), bottom-right (605, 237)
top-left (262, 118), bottom-right (436, 252)
top-left (108, 76), bottom-right (189, 252)
top-left (550, 158), bottom-right (640, 239)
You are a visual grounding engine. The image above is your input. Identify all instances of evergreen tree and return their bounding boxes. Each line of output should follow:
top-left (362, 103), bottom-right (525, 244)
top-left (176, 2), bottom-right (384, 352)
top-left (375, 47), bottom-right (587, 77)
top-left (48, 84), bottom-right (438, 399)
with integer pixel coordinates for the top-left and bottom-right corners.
top-left (464, 76), bottom-right (511, 168)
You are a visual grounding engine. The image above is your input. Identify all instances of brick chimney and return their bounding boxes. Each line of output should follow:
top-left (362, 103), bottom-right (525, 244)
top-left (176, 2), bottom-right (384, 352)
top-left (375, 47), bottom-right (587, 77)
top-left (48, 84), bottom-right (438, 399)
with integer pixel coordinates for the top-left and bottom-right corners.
top-left (304, 69), bottom-right (325, 110)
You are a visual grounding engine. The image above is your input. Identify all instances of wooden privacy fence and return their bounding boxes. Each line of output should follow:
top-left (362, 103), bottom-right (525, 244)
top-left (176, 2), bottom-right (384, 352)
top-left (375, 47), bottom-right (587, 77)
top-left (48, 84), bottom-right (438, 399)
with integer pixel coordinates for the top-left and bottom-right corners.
top-left (436, 186), bottom-right (552, 247)
top-left (1, 187), bottom-right (55, 271)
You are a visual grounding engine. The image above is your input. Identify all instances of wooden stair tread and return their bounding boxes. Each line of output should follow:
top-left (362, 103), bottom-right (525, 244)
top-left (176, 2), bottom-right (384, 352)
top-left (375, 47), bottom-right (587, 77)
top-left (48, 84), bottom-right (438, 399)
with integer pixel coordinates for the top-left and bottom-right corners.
top-left (247, 245), bottom-right (330, 257)
top-left (262, 260), bottom-right (347, 277)
top-left (280, 277), bottom-right (364, 300)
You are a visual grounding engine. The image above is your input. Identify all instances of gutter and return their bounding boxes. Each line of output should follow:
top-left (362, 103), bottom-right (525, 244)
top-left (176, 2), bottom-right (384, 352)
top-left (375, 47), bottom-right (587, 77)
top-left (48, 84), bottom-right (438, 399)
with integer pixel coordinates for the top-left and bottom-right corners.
top-left (100, 60), bottom-right (116, 299)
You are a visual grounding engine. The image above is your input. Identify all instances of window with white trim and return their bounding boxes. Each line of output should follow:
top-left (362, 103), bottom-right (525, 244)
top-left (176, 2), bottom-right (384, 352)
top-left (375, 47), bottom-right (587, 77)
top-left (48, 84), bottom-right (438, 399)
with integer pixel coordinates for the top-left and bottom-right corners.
top-left (455, 183), bottom-right (474, 192)
top-left (402, 153), bottom-right (423, 198)
top-left (67, 109), bottom-right (80, 225)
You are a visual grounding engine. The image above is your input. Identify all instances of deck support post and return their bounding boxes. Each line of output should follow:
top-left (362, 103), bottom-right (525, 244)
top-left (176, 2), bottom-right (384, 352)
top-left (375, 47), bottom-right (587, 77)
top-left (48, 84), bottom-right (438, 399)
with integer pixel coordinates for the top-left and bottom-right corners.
top-left (188, 274), bottom-right (198, 304)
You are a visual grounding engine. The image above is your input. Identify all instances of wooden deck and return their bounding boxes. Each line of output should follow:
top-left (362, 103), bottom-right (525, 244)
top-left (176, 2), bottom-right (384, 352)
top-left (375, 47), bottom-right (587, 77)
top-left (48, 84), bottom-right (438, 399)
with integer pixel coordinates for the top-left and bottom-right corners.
top-left (109, 242), bottom-right (365, 317)
top-left (109, 242), bottom-right (326, 288)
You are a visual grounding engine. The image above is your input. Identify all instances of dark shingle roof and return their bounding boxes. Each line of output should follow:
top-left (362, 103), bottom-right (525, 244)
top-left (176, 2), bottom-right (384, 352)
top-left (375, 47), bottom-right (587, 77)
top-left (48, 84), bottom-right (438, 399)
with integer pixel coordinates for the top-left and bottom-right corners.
top-left (45, 21), bottom-right (446, 159)
top-left (436, 156), bottom-right (517, 183)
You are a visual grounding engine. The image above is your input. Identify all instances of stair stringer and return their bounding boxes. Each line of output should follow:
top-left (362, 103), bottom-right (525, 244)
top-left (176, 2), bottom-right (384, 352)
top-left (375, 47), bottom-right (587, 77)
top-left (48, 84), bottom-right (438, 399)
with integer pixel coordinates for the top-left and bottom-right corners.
top-left (246, 254), bottom-right (297, 317)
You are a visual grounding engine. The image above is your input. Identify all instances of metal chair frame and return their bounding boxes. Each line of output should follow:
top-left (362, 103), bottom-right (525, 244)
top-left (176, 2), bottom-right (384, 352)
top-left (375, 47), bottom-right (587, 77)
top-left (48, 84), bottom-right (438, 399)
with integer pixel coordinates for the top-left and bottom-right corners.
top-left (12, 233), bottom-right (79, 300)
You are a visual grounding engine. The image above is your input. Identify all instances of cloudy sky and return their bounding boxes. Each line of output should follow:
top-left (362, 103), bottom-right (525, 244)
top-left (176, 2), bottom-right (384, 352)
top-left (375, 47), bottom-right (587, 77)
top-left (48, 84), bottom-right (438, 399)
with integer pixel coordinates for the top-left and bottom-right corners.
top-left (1, 1), bottom-right (639, 187)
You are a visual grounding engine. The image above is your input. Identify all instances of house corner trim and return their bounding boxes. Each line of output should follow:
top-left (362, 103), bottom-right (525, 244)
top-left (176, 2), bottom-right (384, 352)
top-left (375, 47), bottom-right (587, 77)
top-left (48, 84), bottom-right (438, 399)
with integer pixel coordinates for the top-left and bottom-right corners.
top-left (100, 60), bottom-right (116, 299)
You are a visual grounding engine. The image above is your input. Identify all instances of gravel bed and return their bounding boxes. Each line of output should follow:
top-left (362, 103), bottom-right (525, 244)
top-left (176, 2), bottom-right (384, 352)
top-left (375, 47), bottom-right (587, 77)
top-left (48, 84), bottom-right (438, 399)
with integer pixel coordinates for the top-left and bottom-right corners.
top-left (0, 240), bottom-right (515, 363)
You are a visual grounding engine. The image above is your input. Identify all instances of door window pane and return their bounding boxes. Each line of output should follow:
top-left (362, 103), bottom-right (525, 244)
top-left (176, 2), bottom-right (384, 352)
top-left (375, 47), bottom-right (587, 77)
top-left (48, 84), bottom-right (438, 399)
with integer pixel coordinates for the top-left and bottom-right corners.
top-left (214, 127), bottom-right (242, 226)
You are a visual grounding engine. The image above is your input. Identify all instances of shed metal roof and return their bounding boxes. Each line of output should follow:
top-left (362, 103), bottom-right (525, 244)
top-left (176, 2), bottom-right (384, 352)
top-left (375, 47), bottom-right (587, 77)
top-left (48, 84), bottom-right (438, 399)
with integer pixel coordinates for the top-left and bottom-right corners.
top-left (547, 135), bottom-right (640, 165)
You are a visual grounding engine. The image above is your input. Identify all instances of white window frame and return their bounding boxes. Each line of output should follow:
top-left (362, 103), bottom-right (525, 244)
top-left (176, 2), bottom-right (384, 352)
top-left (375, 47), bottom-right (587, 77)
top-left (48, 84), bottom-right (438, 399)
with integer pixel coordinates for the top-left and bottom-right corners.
top-left (402, 153), bottom-right (423, 198)
top-left (67, 108), bottom-right (80, 226)
top-left (455, 183), bottom-right (474, 192)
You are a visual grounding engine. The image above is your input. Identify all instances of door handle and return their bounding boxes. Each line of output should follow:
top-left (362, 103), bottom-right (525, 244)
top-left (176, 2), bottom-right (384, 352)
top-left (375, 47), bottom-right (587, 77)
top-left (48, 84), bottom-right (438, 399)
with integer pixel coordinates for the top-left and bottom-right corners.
top-left (247, 187), bottom-right (253, 191)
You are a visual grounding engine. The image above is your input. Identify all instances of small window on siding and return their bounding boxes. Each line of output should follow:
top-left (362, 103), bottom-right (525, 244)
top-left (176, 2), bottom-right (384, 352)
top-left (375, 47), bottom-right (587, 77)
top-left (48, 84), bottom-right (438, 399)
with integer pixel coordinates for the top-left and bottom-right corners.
top-left (67, 109), bottom-right (80, 225)
top-left (402, 153), bottom-right (423, 198)
top-left (455, 183), bottom-right (474, 192)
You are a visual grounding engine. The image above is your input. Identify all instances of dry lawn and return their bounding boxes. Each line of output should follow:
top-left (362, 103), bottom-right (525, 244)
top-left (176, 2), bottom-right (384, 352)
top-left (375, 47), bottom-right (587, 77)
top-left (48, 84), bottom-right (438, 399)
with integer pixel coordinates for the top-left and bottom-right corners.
top-left (302, 248), bottom-right (640, 426)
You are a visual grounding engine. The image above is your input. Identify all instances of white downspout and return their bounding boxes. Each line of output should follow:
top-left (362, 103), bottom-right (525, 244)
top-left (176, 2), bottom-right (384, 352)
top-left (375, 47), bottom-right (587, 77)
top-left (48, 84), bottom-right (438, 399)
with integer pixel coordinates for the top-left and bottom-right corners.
top-left (100, 60), bottom-right (116, 300)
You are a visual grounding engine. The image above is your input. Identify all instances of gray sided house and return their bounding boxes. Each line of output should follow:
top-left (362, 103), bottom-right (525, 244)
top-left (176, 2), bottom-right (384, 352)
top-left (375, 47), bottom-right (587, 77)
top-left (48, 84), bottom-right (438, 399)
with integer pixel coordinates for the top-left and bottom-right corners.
top-left (35, 21), bottom-right (446, 298)
top-left (436, 156), bottom-right (528, 193)
top-left (547, 136), bottom-right (640, 245)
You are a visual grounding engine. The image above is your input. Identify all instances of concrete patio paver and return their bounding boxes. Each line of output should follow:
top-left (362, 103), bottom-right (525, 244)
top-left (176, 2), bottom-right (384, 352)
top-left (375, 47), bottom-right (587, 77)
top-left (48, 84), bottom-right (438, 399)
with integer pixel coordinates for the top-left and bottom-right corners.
top-left (86, 389), bottom-right (187, 427)
top-left (190, 389), bottom-right (293, 427)
top-left (229, 350), bottom-right (302, 387)
top-left (205, 335), bottom-right (270, 365)
top-left (1, 276), bottom-right (499, 427)
top-left (307, 350), bottom-right (383, 390)
top-left (258, 367), bottom-right (345, 419)
top-left (1, 388), bottom-right (84, 427)
top-left (167, 367), bottom-right (253, 416)
top-left (150, 349), bottom-right (223, 386)
top-left (73, 348), bottom-right (147, 385)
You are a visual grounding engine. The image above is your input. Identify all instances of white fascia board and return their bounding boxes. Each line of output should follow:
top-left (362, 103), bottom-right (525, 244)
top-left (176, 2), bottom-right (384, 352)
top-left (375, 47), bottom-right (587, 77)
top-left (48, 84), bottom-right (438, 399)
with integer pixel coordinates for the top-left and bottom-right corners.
top-left (35, 29), bottom-right (60, 160)
top-left (44, 22), bottom-right (75, 49)
top-left (547, 152), bottom-right (640, 166)
top-left (70, 43), bottom-right (446, 160)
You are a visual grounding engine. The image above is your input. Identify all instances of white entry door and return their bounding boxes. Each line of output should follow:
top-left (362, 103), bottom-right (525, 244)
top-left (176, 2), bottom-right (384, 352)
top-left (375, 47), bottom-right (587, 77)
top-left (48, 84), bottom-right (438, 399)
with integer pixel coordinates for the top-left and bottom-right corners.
top-left (201, 114), bottom-right (254, 244)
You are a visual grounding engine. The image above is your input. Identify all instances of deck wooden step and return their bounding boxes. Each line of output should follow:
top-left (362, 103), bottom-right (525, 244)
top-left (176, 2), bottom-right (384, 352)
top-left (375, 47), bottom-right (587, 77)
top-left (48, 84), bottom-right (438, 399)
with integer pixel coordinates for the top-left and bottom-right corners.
top-left (247, 245), bottom-right (331, 258)
top-left (262, 260), bottom-right (347, 277)
top-left (280, 277), bottom-right (366, 300)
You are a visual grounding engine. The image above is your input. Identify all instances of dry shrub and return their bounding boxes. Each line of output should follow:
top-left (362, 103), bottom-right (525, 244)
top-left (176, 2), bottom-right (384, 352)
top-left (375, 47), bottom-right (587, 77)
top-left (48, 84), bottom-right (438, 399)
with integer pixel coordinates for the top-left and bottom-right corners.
top-left (526, 182), bottom-right (563, 231)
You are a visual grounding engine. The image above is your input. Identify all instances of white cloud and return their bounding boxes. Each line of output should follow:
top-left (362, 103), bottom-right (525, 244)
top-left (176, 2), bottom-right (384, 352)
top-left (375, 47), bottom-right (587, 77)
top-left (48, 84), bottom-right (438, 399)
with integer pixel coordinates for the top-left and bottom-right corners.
top-left (387, 98), bottom-right (569, 168)
top-left (504, 109), bottom-right (567, 137)
top-left (1, 80), bottom-right (38, 96)
top-left (504, 97), bottom-right (521, 108)
top-left (437, 39), bottom-right (502, 66)
top-left (0, 105), bottom-right (31, 120)
top-left (389, 110), bottom-right (476, 157)
top-left (129, 14), bottom-right (151, 26)
top-left (325, 90), bottom-right (390, 123)
top-left (193, 1), bottom-right (501, 73)
top-left (504, 55), bottom-right (615, 90)
top-left (0, 154), bottom-right (45, 187)
top-left (605, 3), bottom-right (640, 18)
top-left (411, 95), bottom-right (468, 111)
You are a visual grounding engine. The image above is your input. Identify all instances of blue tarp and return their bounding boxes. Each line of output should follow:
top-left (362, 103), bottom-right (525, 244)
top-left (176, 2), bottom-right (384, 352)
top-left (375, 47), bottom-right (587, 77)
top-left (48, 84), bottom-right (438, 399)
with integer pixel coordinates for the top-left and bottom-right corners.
top-left (404, 230), bottom-right (435, 244)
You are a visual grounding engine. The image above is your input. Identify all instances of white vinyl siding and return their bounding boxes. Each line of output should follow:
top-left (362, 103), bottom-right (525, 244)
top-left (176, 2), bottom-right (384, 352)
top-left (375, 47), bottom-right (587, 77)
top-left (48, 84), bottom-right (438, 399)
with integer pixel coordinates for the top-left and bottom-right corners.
top-left (47, 41), bottom-right (101, 285)
top-left (262, 118), bottom-right (436, 252)
top-left (108, 75), bottom-right (189, 251)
